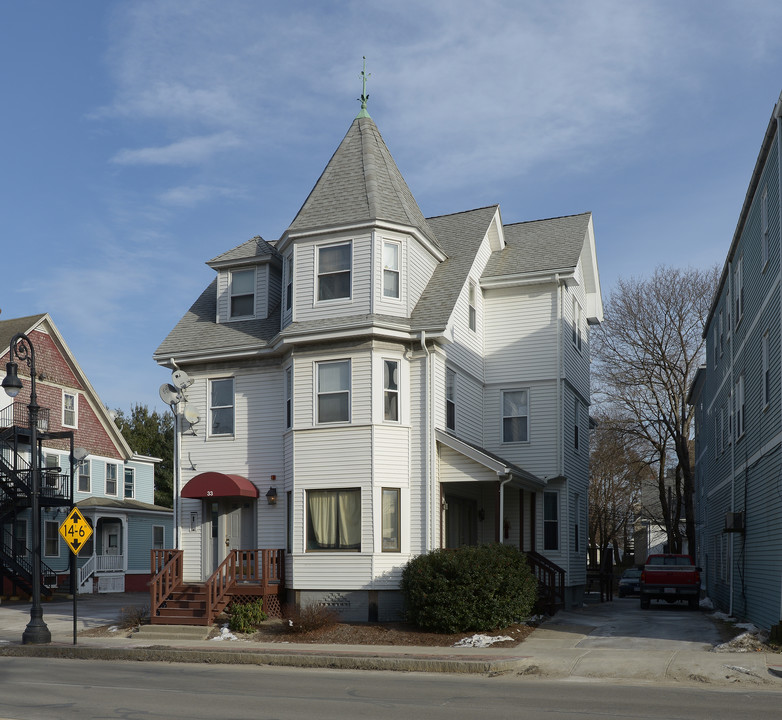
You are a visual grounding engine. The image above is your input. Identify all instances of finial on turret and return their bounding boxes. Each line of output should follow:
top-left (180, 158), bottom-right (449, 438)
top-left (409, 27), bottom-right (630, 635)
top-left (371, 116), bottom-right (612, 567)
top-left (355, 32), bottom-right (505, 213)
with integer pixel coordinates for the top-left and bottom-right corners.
top-left (356, 56), bottom-right (371, 118)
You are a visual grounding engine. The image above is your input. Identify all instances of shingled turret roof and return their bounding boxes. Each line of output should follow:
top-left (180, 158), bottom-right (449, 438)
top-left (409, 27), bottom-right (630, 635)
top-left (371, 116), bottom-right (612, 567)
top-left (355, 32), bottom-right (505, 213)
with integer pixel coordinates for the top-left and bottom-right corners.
top-left (287, 117), bottom-right (442, 250)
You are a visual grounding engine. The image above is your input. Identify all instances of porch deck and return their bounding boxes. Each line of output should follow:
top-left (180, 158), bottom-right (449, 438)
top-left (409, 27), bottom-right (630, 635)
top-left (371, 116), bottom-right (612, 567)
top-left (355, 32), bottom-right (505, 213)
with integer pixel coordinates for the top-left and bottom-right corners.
top-left (150, 548), bottom-right (284, 626)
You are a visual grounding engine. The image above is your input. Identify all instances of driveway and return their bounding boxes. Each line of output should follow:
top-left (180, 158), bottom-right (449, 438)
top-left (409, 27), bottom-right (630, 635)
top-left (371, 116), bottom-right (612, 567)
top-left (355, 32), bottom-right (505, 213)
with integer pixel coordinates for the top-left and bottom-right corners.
top-left (530, 595), bottom-right (722, 652)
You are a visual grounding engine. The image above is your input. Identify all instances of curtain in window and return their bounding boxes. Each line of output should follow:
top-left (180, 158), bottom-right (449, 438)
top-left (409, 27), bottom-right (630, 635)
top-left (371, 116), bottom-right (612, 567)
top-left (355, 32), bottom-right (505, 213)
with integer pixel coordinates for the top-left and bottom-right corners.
top-left (307, 489), bottom-right (360, 550)
top-left (338, 490), bottom-right (361, 548)
top-left (308, 491), bottom-right (339, 548)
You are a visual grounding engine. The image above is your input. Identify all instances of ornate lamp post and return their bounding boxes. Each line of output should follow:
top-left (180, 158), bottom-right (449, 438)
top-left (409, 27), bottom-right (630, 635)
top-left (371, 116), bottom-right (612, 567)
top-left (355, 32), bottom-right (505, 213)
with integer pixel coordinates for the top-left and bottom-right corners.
top-left (3, 332), bottom-right (51, 644)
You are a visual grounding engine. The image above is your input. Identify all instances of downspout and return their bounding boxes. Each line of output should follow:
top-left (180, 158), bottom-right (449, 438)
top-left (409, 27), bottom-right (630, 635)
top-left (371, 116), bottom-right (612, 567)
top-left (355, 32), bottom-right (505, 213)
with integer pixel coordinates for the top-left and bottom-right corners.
top-left (420, 331), bottom-right (433, 552)
top-left (170, 357), bottom-right (181, 551)
top-left (497, 473), bottom-right (512, 544)
top-left (556, 275), bottom-right (563, 476)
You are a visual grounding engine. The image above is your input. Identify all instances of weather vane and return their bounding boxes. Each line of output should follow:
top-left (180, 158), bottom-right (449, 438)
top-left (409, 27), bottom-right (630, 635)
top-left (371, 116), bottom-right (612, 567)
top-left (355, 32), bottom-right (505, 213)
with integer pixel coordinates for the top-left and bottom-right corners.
top-left (357, 56), bottom-right (371, 118)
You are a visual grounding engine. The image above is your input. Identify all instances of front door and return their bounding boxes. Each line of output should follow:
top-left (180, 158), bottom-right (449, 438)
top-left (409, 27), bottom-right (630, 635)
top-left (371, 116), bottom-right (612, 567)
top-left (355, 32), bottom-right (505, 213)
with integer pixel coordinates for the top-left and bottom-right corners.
top-left (206, 498), bottom-right (255, 575)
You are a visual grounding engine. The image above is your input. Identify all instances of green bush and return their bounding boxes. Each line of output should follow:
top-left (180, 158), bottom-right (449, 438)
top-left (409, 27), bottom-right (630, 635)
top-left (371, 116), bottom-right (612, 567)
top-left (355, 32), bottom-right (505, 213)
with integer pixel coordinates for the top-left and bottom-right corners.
top-left (400, 544), bottom-right (538, 633)
top-left (228, 599), bottom-right (268, 634)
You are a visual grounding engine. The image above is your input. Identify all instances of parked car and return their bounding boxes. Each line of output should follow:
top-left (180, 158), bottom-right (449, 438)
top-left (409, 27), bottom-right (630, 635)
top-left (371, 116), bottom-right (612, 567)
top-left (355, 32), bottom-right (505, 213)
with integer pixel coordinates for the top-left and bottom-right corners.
top-left (639, 554), bottom-right (701, 609)
top-left (618, 567), bottom-right (642, 597)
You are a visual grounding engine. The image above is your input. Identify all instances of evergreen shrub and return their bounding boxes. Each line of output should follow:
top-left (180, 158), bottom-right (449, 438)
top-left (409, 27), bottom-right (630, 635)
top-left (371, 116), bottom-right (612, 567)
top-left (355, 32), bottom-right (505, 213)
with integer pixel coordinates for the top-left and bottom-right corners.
top-left (228, 599), bottom-right (268, 633)
top-left (400, 544), bottom-right (538, 633)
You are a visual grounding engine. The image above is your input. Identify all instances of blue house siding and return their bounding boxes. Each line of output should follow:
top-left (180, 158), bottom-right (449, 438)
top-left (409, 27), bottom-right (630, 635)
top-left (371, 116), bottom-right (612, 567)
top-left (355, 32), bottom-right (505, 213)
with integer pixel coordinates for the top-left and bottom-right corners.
top-left (127, 514), bottom-right (169, 572)
top-left (695, 94), bottom-right (782, 630)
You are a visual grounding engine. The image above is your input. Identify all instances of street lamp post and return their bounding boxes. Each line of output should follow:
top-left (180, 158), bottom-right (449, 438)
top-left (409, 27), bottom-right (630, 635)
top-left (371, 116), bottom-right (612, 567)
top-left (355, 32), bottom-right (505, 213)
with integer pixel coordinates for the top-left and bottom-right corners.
top-left (3, 332), bottom-right (51, 644)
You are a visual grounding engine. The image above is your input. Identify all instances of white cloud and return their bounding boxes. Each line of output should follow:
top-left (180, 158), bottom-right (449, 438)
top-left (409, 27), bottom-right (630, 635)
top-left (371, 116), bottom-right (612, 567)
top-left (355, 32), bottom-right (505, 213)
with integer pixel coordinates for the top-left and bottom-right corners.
top-left (158, 184), bottom-right (242, 207)
top-left (111, 132), bottom-right (241, 166)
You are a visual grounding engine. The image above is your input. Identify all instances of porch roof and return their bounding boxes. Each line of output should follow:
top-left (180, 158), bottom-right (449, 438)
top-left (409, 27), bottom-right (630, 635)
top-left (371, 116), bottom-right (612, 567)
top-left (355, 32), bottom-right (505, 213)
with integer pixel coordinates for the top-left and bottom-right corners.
top-left (181, 472), bottom-right (259, 499)
top-left (435, 429), bottom-right (546, 489)
top-left (76, 497), bottom-right (172, 513)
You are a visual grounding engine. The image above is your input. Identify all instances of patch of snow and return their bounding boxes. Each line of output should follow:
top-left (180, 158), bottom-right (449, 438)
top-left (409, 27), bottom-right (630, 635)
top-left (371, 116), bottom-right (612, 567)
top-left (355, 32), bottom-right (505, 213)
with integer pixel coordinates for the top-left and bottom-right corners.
top-left (699, 597), bottom-right (714, 610)
top-left (211, 624), bottom-right (239, 642)
top-left (711, 611), bottom-right (735, 622)
top-left (108, 626), bottom-right (120, 633)
top-left (713, 629), bottom-right (769, 653)
top-left (453, 634), bottom-right (514, 648)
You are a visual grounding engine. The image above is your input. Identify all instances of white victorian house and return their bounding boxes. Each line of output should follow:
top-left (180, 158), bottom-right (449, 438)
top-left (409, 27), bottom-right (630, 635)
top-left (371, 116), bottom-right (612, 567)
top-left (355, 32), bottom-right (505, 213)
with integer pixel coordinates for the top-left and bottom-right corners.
top-left (152, 102), bottom-right (602, 624)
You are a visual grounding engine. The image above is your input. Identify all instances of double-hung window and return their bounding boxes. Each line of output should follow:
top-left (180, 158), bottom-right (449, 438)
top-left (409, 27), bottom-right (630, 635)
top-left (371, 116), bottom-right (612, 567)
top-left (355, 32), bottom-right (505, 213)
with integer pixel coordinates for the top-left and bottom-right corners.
top-left (544, 491), bottom-right (559, 551)
top-left (105, 463), bottom-right (118, 496)
top-left (762, 185), bottom-right (769, 268)
top-left (382, 488), bottom-right (400, 552)
top-left (124, 467), bottom-right (135, 499)
top-left (306, 488), bottom-right (361, 551)
top-left (230, 269), bottom-right (255, 318)
top-left (285, 255), bottom-right (294, 312)
top-left (736, 375), bottom-right (745, 439)
top-left (382, 241), bottom-right (400, 299)
top-left (445, 369), bottom-right (456, 431)
top-left (572, 298), bottom-right (582, 351)
top-left (317, 360), bottom-right (350, 423)
top-left (63, 392), bottom-right (77, 428)
top-left (734, 257), bottom-right (743, 327)
top-left (318, 242), bottom-right (351, 301)
top-left (383, 359), bottom-right (399, 422)
top-left (502, 389), bottom-right (529, 443)
top-left (44, 521), bottom-right (59, 557)
top-left (78, 460), bottom-right (90, 493)
top-left (285, 367), bottom-right (293, 429)
top-left (763, 331), bottom-right (770, 407)
top-left (468, 281), bottom-right (477, 332)
top-left (153, 526), bottom-right (165, 550)
top-left (210, 378), bottom-right (235, 436)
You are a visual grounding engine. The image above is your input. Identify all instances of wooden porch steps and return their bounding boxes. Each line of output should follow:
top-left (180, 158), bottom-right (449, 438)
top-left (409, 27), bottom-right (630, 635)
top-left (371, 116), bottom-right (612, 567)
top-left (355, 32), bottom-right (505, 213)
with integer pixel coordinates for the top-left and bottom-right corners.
top-left (150, 583), bottom-right (229, 626)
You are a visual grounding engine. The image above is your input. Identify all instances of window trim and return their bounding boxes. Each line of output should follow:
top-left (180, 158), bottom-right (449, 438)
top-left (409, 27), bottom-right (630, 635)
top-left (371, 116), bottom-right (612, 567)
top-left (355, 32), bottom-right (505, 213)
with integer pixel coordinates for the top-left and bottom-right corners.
top-left (44, 520), bottom-right (60, 558)
top-left (316, 359), bottom-right (351, 424)
top-left (316, 241), bottom-right (352, 303)
top-left (501, 388), bottom-right (529, 444)
top-left (152, 525), bottom-right (165, 550)
top-left (382, 240), bottom-right (401, 300)
top-left (62, 391), bottom-right (78, 428)
top-left (383, 358), bottom-right (400, 423)
top-left (761, 185), bottom-right (769, 270)
top-left (285, 254), bottom-right (294, 313)
top-left (445, 368), bottom-right (456, 431)
top-left (285, 366), bottom-right (293, 429)
top-left (468, 281), bottom-right (477, 332)
top-left (229, 268), bottom-right (256, 319)
top-left (209, 377), bottom-right (235, 437)
top-left (543, 490), bottom-right (559, 551)
top-left (305, 487), bottom-right (361, 552)
top-left (124, 466), bottom-right (135, 499)
top-left (105, 463), bottom-right (118, 496)
top-left (381, 487), bottom-right (401, 553)
top-left (77, 459), bottom-right (91, 493)
top-left (763, 331), bottom-right (770, 408)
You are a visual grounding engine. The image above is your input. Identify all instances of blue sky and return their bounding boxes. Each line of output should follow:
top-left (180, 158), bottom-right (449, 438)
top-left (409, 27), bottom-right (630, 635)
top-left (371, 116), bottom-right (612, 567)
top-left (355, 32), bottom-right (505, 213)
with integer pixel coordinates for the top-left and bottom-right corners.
top-left (1, 0), bottom-right (781, 412)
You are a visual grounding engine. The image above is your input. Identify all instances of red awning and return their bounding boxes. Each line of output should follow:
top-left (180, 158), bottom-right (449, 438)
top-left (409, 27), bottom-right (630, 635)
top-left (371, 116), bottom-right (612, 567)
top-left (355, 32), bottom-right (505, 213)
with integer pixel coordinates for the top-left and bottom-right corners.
top-left (181, 472), bottom-right (259, 499)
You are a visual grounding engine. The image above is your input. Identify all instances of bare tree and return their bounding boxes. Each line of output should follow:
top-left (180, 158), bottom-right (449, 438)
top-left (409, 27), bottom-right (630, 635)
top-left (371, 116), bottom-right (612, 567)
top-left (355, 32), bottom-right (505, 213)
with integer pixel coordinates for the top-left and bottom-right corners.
top-left (594, 264), bottom-right (719, 556)
top-left (588, 414), bottom-right (646, 565)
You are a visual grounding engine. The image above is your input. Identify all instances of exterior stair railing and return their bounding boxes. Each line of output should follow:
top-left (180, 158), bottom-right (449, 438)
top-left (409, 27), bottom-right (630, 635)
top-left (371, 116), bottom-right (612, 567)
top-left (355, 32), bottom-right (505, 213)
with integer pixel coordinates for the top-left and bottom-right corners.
top-left (525, 550), bottom-right (565, 615)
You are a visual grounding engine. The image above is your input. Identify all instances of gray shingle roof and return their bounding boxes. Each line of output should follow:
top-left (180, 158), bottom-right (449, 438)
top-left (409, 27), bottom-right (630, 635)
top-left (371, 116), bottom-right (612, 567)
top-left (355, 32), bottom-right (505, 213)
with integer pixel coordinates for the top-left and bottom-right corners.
top-left (207, 236), bottom-right (278, 267)
top-left (154, 279), bottom-right (281, 359)
top-left (410, 206), bottom-right (499, 330)
top-left (483, 212), bottom-right (591, 279)
top-left (287, 117), bottom-right (441, 250)
top-left (0, 314), bottom-right (46, 353)
top-left (77, 496), bottom-right (172, 513)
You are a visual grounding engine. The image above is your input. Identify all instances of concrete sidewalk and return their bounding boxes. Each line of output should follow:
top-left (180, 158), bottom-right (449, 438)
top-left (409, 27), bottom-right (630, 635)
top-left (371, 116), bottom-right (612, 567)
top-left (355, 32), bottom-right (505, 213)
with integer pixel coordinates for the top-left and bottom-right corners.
top-left (1, 593), bottom-right (781, 687)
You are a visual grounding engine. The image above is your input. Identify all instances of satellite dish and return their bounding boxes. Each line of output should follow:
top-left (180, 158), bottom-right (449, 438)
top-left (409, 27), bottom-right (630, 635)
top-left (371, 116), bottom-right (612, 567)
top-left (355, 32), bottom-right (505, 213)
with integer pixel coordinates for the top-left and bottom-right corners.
top-left (159, 383), bottom-right (182, 406)
top-left (171, 369), bottom-right (193, 390)
top-left (183, 404), bottom-right (200, 425)
top-left (73, 447), bottom-right (88, 462)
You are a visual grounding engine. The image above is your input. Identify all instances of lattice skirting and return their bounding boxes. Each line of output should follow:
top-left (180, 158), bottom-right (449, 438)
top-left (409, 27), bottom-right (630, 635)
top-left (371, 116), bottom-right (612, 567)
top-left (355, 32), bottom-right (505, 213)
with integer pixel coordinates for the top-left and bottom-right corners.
top-left (229, 592), bottom-right (283, 618)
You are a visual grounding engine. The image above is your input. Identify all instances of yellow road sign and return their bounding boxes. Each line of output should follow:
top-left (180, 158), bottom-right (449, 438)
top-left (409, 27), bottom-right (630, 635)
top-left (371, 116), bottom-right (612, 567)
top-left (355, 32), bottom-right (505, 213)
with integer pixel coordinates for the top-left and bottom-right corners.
top-left (59, 507), bottom-right (93, 555)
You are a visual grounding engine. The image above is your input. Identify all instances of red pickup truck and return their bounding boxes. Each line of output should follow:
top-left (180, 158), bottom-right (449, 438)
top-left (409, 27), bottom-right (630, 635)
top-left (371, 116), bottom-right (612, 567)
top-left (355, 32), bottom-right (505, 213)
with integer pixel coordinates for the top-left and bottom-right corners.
top-left (639, 554), bottom-right (701, 610)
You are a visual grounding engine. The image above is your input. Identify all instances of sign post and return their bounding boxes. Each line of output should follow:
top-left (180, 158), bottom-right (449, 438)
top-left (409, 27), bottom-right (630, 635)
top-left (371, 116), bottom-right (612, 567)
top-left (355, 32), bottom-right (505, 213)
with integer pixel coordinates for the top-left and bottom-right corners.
top-left (59, 508), bottom-right (93, 645)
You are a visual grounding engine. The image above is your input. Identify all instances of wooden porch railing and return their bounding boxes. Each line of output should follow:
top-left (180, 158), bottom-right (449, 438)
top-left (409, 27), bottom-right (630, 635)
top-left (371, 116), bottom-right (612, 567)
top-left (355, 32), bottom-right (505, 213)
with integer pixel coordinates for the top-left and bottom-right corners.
top-left (150, 549), bottom-right (183, 619)
top-left (525, 550), bottom-right (565, 615)
top-left (205, 551), bottom-right (238, 624)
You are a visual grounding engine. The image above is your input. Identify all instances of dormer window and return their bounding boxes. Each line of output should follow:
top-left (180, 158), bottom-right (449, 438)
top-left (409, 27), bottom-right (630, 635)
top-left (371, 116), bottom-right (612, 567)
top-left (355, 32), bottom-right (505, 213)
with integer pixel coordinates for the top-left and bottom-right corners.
top-left (382, 241), bottom-right (400, 299)
top-left (230, 269), bottom-right (255, 318)
top-left (318, 242), bottom-right (351, 301)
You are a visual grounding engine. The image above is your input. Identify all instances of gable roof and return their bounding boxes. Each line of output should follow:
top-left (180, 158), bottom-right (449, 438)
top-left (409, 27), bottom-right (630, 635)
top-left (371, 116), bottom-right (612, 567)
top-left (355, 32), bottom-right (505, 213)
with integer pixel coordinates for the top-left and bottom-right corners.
top-left (286, 117), bottom-right (441, 250)
top-left (154, 279), bottom-right (281, 362)
top-left (0, 313), bottom-right (133, 459)
top-left (207, 236), bottom-right (280, 270)
top-left (410, 205), bottom-right (500, 330)
top-left (483, 212), bottom-right (592, 278)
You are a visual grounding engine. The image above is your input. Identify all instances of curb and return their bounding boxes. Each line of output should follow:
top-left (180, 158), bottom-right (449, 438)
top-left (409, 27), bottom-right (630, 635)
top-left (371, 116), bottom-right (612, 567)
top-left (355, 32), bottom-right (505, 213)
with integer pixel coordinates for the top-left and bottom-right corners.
top-left (0, 644), bottom-right (528, 674)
